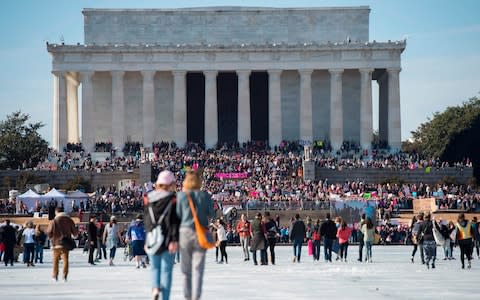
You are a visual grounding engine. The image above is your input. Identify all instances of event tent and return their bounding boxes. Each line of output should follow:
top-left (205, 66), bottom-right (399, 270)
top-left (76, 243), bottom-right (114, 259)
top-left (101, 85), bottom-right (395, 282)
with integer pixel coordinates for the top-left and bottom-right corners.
top-left (66, 190), bottom-right (90, 212)
top-left (16, 189), bottom-right (41, 212)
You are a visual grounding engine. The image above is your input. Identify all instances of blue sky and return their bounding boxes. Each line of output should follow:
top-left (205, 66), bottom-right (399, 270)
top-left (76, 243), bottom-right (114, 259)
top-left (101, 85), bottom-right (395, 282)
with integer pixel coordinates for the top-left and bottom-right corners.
top-left (1, 0), bottom-right (479, 145)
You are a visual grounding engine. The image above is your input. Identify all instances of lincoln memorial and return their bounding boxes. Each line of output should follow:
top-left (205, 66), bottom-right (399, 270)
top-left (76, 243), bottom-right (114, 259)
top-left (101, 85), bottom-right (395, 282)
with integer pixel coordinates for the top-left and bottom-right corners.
top-left (47, 6), bottom-right (405, 153)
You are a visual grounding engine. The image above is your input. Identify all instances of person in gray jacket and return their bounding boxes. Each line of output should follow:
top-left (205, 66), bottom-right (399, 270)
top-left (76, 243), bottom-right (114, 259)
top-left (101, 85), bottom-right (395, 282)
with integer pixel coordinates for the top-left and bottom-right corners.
top-left (176, 171), bottom-right (215, 300)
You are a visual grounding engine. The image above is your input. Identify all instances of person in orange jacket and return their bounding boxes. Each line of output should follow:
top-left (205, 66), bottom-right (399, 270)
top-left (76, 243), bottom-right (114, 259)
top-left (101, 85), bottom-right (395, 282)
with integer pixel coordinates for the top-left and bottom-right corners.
top-left (236, 214), bottom-right (252, 261)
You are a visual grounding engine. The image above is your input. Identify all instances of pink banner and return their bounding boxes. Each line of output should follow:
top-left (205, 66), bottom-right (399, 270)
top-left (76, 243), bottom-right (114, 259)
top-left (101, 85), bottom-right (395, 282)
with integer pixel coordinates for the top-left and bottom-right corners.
top-left (215, 172), bottom-right (248, 179)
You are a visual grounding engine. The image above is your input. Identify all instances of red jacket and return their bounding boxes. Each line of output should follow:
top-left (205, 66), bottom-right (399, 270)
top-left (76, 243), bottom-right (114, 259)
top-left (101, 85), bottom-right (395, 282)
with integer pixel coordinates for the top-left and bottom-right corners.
top-left (336, 226), bottom-right (352, 244)
top-left (236, 220), bottom-right (252, 238)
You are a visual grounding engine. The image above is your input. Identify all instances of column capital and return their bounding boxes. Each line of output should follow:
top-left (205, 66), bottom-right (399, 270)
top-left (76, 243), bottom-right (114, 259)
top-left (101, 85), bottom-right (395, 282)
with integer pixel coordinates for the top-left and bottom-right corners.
top-left (141, 70), bottom-right (156, 80)
top-left (111, 70), bottom-right (125, 79)
top-left (359, 68), bottom-right (374, 74)
top-left (203, 70), bottom-right (218, 77)
top-left (79, 71), bottom-right (95, 83)
top-left (268, 69), bottom-right (282, 77)
top-left (52, 71), bottom-right (66, 77)
top-left (328, 68), bottom-right (344, 75)
top-left (387, 67), bottom-right (402, 75)
top-left (298, 69), bottom-right (314, 77)
top-left (172, 70), bottom-right (187, 77)
top-left (236, 70), bottom-right (251, 77)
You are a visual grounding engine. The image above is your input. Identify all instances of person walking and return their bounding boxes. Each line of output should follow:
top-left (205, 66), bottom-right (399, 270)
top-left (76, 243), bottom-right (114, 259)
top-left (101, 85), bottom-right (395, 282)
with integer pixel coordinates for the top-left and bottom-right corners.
top-left (418, 213), bottom-right (439, 269)
top-left (103, 216), bottom-right (122, 266)
top-left (145, 170), bottom-right (180, 300)
top-left (250, 212), bottom-right (268, 265)
top-left (439, 220), bottom-right (453, 260)
top-left (127, 214), bottom-right (147, 269)
top-left (361, 217), bottom-right (375, 263)
top-left (87, 216), bottom-right (97, 265)
top-left (22, 221), bottom-right (36, 267)
top-left (34, 225), bottom-right (47, 264)
top-left (320, 213), bottom-right (337, 262)
top-left (236, 214), bottom-right (251, 261)
top-left (337, 220), bottom-right (352, 262)
top-left (472, 216), bottom-right (480, 259)
top-left (46, 207), bottom-right (78, 282)
top-left (410, 213), bottom-right (425, 264)
top-left (264, 211), bottom-right (279, 265)
top-left (289, 214), bottom-right (306, 263)
top-left (176, 170), bottom-right (215, 300)
top-left (211, 219), bottom-right (228, 264)
top-left (1, 220), bottom-right (16, 266)
top-left (455, 213), bottom-right (474, 269)
top-left (357, 214), bottom-right (366, 262)
top-left (312, 219), bottom-right (322, 261)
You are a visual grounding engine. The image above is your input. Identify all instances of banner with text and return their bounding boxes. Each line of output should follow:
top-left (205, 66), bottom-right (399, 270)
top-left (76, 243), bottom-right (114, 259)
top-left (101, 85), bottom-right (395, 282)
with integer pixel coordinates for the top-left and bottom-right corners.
top-left (215, 172), bottom-right (249, 179)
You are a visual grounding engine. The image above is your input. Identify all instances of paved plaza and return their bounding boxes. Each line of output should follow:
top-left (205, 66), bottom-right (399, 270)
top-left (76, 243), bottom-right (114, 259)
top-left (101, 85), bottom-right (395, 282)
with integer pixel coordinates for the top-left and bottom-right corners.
top-left (1, 246), bottom-right (479, 299)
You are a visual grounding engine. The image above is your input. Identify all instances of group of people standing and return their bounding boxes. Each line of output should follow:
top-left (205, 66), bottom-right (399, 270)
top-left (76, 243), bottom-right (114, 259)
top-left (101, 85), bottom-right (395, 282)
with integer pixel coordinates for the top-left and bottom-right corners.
top-left (0, 220), bottom-right (48, 267)
top-left (410, 212), bottom-right (479, 269)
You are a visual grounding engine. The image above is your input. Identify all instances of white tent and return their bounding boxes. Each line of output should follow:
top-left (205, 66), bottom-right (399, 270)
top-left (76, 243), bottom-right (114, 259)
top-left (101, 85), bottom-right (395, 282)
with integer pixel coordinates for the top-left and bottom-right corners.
top-left (16, 189), bottom-right (41, 212)
top-left (42, 188), bottom-right (68, 211)
top-left (66, 190), bottom-right (90, 212)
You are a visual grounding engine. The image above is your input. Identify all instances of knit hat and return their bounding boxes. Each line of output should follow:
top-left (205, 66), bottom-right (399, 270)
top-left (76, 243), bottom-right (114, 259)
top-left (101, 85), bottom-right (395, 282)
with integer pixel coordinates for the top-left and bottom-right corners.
top-left (156, 170), bottom-right (176, 185)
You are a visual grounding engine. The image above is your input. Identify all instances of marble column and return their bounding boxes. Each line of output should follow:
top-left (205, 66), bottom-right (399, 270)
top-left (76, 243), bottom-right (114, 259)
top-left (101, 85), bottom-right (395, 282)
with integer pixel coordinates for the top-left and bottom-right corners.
top-left (388, 68), bottom-right (402, 151)
top-left (66, 75), bottom-right (80, 143)
top-left (299, 69), bottom-right (314, 142)
top-left (173, 70), bottom-right (187, 147)
top-left (268, 69), bottom-right (282, 147)
top-left (80, 71), bottom-right (95, 153)
top-left (111, 71), bottom-right (125, 151)
top-left (378, 72), bottom-right (389, 144)
top-left (142, 71), bottom-right (156, 149)
top-left (52, 71), bottom-right (67, 151)
top-left (204, 70), bottom-right (218, 148)
top-left (237, 70), bottom-right (251, 144)
top-left (359, 68), bottom-right (374, 150)
top-left (329, 69), bottom-right (344, 150)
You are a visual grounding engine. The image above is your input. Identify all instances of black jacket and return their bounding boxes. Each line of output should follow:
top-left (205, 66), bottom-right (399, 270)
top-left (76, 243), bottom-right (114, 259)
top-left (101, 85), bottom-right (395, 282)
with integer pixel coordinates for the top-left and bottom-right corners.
top-left (265, 219), bottom-right (279, 239)
top-left (88, 222), bottom-right (97, 244)
top-left (144, 190), bottom-right (180, 255)
top-left (1, 225), bottom-right (17, 246)
top-left (418, 220), bottom-right (440, 242)
top-left (289, 220), bottom-right (306, 241)
top-left (320, 219), bottom-right (337, 239)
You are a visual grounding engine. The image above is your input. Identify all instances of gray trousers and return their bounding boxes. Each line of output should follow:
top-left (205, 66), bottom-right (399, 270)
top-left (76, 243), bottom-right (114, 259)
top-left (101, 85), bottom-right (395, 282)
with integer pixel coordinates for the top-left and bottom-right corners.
top-left (240, 236), bottom-right (250, 259)
top-left (180, 227), bottom-right (207, 300)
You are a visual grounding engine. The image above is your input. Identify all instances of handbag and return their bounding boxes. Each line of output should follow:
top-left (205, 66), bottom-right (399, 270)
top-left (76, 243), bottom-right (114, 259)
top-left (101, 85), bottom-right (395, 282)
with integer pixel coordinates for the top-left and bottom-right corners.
top-left (60, 236), bottom-right (76, 251)
top-left (145, 200), bottom-right (172, 255)
top-left (186, 192), bottom-right (216, 250)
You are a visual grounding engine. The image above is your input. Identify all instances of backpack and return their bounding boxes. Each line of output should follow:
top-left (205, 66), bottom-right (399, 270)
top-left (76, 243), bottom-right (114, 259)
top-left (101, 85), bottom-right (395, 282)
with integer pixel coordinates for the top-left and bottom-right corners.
top-left (145, 200), bottom-right (172, 255)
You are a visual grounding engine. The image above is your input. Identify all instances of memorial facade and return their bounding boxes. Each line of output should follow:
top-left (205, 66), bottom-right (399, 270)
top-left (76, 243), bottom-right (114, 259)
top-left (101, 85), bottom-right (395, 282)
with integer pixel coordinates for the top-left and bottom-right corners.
top-left (47, 6), bottom-right (405, 152)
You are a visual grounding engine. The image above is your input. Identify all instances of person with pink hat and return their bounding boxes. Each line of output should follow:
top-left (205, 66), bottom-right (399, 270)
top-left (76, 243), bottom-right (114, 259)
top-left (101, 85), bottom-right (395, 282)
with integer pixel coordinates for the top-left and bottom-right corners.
top-left (144, 170), bottom-right (180, 300)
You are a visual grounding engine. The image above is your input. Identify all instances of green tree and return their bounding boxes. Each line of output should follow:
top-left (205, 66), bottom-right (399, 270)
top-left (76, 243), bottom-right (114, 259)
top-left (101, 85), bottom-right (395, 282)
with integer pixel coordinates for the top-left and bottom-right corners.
top-left (0, 111), bottom-right (49, 169)
top-left (407, 96), bottom-right (480, 179)
top-left (15, 172), bottom-right (45, 190)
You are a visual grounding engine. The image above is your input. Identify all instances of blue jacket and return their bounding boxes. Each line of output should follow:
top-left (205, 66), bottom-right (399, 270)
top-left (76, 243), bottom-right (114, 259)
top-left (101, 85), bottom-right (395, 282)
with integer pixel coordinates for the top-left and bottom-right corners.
top-left (127, 220), bottom-right (145, 241)
top-left (176, 190), bottom-right (215, 229)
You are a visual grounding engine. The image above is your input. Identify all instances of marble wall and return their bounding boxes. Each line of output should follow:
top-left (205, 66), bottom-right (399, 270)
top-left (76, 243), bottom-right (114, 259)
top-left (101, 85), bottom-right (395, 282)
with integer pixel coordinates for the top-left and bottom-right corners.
top-left (84, 7), bottom-right (369, 45)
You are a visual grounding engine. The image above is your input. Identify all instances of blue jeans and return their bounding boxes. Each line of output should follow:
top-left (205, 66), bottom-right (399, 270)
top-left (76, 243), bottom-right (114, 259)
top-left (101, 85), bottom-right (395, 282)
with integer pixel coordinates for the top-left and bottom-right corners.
top-left (35, 244), bottom-right (44, 263)
top-left (324, 238), bottom-right (333, 261)
top-left (293, 239), bottom-right (303, 262)
top-left (23, 243), bottom-right (35, 263)
top-left (109, 247), bottom-right (117, 259)
top-left (149, 251), bottom-right (175, 300)
top-left (365, 241), bottom-right (373, 261)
